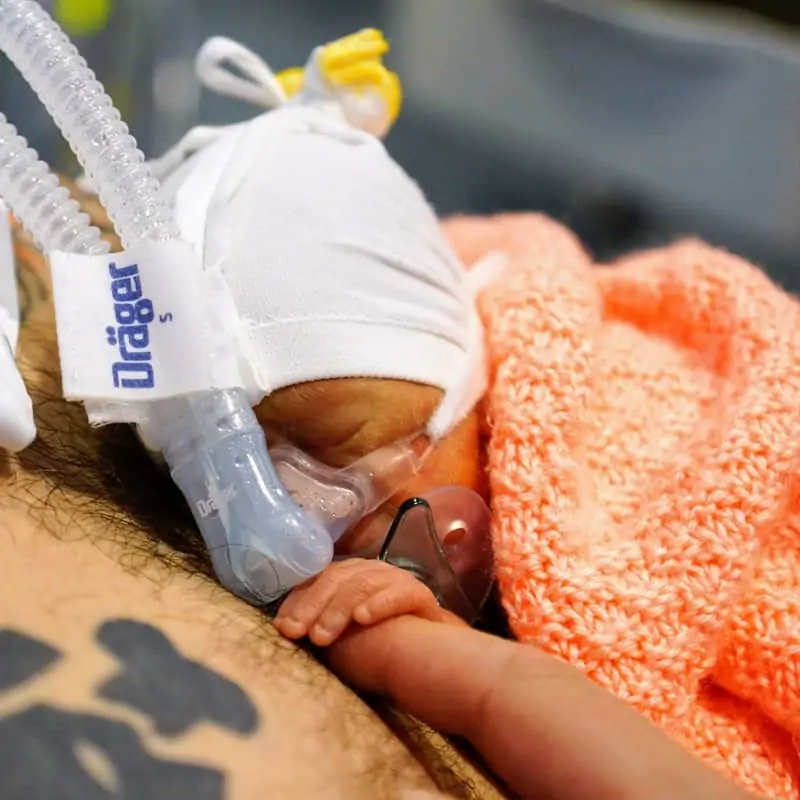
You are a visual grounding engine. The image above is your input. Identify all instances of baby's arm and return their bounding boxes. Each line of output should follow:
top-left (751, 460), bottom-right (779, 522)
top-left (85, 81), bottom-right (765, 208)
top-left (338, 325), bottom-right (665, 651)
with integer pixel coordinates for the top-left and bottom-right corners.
top-left (274, 559), bottom-right (467, 647)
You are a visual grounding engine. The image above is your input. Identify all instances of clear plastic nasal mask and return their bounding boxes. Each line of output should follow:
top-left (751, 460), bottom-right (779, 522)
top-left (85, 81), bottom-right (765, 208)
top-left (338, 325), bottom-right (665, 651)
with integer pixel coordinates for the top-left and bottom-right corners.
top-left (0, 3), bottom-right (492, 620)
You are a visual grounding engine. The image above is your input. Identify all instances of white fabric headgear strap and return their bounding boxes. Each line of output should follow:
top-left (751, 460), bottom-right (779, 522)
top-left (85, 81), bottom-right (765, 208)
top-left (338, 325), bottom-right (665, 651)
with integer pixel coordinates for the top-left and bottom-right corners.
top-left (195, 36), bottom-right (287, 110)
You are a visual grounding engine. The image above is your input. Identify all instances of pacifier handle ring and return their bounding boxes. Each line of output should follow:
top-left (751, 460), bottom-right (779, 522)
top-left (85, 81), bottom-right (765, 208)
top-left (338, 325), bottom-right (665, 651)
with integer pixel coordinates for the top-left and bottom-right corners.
top-left (377, 496), bottom-right (426, 561)
top-left (378, 496), bottom-right (479, 620)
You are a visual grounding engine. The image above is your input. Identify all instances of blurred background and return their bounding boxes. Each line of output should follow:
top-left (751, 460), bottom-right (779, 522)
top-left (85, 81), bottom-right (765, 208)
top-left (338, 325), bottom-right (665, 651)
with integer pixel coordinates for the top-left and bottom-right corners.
top-left (3, 0), bottom-right (800, 286)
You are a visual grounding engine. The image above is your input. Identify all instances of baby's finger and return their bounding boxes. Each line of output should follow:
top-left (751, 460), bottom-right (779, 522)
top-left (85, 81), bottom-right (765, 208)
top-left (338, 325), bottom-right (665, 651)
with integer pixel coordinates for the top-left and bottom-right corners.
top-left (353, 579), bottom-right (441, 627)
top-left (274, 560), bottom-right (366, 638)
top-left (309, 563), bottom-right (400, 646)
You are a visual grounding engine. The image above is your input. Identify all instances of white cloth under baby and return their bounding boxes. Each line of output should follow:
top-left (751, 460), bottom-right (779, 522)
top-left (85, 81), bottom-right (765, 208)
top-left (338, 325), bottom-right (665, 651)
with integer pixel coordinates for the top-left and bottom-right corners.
top-left (160, 104), bottom-right (492, 439)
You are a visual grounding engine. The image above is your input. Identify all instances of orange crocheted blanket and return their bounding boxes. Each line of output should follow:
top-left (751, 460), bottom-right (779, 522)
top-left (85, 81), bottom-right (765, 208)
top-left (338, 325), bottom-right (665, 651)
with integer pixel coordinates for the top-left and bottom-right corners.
top-left (444, 213), bottom-right (800, 799)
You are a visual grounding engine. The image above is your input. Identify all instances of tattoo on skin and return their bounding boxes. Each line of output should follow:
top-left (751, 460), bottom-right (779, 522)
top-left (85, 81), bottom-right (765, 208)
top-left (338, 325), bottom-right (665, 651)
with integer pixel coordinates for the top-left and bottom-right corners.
top-left (0, 629), bottom-right (62, 691)
top-left (0, 620), bottom-right (260, 799)
top-left (96, 619), bottom-right (260, 737)
top-left (0, 705), bottom-right (224, 800)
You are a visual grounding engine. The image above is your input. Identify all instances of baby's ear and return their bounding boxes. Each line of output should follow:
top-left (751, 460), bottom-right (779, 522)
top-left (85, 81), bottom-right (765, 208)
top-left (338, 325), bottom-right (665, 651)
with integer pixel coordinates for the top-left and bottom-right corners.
top-left (254, 377), bottom-right (442, 467)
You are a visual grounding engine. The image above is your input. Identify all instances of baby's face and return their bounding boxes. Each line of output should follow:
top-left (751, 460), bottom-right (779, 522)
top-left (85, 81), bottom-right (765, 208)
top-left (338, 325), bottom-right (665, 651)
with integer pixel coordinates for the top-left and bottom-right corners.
top-left (254, 377), bottom-right (484, 555)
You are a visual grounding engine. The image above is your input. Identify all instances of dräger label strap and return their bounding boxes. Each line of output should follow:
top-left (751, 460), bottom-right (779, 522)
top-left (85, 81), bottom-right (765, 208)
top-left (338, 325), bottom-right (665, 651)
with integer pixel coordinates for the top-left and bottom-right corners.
top-left (50, 241), bottom-right (243, 403)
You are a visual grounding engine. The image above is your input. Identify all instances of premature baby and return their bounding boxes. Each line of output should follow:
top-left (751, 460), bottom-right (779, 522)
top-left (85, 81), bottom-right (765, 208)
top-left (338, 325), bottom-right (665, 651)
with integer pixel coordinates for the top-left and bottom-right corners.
top-left (46, 30), bottom-right (800, 799)
top-left (132, 29), bottom-right (497, 633)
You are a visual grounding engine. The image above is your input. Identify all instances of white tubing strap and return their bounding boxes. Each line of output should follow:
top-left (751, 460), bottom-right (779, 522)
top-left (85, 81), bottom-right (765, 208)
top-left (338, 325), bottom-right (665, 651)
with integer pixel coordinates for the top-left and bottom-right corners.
top-left (147, 125), bottom-right (231, 184)
top-left (77, 38), bottom-right (290, 193)
top-left (49, 240), bottom-right (245, 425)
top-left (124, 39), bottom-right (290, 191)
top-left (195, 36), bottom-right (287, 110)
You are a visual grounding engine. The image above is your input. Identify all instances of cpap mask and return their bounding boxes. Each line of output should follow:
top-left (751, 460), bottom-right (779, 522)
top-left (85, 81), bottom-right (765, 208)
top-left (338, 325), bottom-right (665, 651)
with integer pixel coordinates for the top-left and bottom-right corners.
top-left (0, 7), bottom-right (498, 620)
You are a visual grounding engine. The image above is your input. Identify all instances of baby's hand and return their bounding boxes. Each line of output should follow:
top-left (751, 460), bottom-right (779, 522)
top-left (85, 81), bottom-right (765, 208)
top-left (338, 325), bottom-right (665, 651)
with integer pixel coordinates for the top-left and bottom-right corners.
top-left (274, 559), bottom-right (452, 647)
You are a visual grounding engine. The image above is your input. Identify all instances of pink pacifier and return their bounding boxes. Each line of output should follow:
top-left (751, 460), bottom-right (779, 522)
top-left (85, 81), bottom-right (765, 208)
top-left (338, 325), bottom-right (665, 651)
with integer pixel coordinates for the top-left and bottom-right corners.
top-left (378, 485), bottom-right (493, 622)
top-left (269, 437), bottom-right (494, 620)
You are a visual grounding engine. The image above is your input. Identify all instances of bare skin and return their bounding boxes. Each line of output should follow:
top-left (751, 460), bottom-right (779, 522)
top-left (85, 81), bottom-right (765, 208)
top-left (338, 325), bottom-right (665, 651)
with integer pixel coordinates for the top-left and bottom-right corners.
top-left (1, 181), bottom-right (501, 800)
top-left (3, 181), bottom-right (758, 799)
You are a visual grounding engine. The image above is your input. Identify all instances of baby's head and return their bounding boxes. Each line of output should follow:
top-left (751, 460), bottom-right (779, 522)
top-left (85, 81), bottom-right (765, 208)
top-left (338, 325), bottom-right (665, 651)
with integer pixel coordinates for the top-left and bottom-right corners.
top-left (160, 108), bottom-right (491, 546)
top-left (157, 42), bottom-right (497, 607)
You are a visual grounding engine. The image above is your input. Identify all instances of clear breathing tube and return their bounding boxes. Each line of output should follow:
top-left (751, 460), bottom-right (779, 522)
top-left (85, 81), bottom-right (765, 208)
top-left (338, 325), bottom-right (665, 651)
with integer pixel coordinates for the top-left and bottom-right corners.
top-left (0, 0), bottom-right (397, 605)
